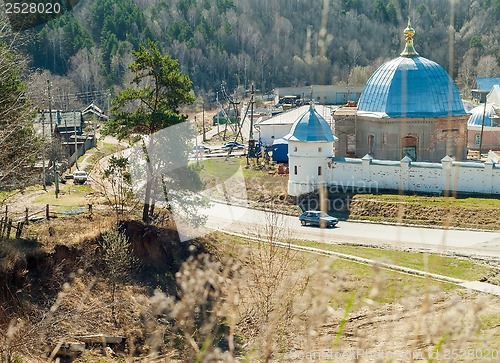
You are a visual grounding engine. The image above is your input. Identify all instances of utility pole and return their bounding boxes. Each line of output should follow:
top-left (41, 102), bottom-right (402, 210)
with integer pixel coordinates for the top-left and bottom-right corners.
top-left (41, 111), bottom-right (46, 191)
top-left (74, 111), bottom-right (79, 170)
top-left (479, 96), bottom-right (488, 160)
top-left (249, 83), bottom-right (255, 141)
top-left (55, 159), bottom-right (59, 198)
top-left (194, 116), bottom-right (199, 165)
top-left (202, 101), bottom-right (206, 142)
top-left (47, 79), bottom-right (53, 134)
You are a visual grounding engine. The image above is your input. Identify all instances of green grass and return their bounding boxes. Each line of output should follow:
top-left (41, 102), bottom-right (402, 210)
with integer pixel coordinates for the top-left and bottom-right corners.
top-left (210, 231), bottom-right (460, 311)
top-left (327, 258), bottom-right (455, 310)
top-left (352, 193), bottom-right (500, 208)
top-left (33, 184), bottom-right (93, 211)
top-left (198, 158), bottom-right (243, 183)
top-left (293, 239), bottom-right (495, 281)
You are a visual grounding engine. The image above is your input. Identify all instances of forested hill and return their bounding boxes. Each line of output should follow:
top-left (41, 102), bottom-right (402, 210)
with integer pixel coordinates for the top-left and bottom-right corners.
top-left (20, 0), bottom-right (500, 101)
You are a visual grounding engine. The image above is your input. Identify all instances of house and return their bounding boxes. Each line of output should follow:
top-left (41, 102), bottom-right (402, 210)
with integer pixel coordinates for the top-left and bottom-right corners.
top-left (82, 102), bottom-right (109, 122)
top-left (467, 85), bottom-right (500, 151)
top-left (255, 104), bottom-right (334, 146)
top-left (471, 77), bottom-right (500, 103)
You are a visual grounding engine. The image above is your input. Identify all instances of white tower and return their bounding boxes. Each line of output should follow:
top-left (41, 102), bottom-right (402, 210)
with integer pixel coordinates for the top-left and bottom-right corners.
top-left (284, 104), bottom-right (337, 196)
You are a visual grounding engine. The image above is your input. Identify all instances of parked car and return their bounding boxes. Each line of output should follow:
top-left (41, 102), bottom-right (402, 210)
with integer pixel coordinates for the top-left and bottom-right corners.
top-left (192, 145), bottom-right (212, 154)
top-left (222, 141), bottom-right (245, 150)
top-left (299, 211), bottom-right (338, 228)
top-left (73, 170), bottom-right (88, 184)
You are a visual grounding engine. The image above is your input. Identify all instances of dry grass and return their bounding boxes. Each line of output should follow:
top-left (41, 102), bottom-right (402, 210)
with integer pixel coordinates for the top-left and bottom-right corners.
top-left (2, 161), bottom-right (500, 361)
top-left (1, 221), bottom-right (499, 362)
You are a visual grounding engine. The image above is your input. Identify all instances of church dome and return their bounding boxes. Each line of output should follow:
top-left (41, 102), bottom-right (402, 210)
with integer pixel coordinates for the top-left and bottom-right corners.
top-left (284, 104), bottom-right (337, 142)
top-left (468, 103), bottom-right (499, 127)
top-left (357, 20), bottom-right (466, 119)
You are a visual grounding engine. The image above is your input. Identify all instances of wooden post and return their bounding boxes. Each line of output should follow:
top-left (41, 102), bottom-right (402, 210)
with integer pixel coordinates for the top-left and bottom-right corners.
top-left (0, 218), bottom-right (5, 238)
top-left (46, 204), bottom-right (50, 219)
top-left (6, 219), bottom-right (12, 239)
top-left (25, 207), bottom-right (29, 224)
top-left (15, 222), bottom-right (23, 239)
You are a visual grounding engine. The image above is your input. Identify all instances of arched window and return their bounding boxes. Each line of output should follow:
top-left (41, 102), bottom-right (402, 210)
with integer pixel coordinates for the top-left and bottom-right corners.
top-left (474, 134), bottom-right (481, 145)
top-left (294, 165), bottom-right (297, 175)
top-left (401, 135), bottom-right (418, 161)
top-left (318, 166), bottom-right (322, 176)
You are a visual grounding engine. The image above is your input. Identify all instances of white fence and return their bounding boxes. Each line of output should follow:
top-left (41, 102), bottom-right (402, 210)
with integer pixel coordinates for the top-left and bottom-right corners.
top-left (326, 155), bottom-right (500, 195)
top-left (289, 154), bottom-right (500, 196)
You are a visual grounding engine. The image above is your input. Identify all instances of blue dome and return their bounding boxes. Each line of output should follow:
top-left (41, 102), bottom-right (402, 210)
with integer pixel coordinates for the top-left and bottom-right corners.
top-left (358, 56), bottom-right (467, 118)
top-left (468, 104), bottom-right (498, 127)
top-left (284, 105), bottom-right (336, 142)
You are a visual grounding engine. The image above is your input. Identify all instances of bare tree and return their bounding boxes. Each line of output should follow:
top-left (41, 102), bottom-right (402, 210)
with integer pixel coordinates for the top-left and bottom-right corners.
top-left (0, 41), bottom-right (42, 190)
top-left (475, 55), bottom-right (500, 77)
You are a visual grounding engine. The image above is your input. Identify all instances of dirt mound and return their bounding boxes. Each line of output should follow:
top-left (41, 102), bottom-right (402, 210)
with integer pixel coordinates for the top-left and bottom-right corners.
top-left (119, 220), bottom-right (205, 272)
top-left (0, 220), bottom-right (209, 327)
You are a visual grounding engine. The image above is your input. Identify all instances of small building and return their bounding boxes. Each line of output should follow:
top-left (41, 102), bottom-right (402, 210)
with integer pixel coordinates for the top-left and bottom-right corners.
top-left (255, 104), bottom-right (333, 146)
top-left (273, 85), bottom-right (364, 106)
top-left (34, 110), bottom-right (84, 142)
top-left (471, 77), bottom-right (500, 103)
top-left (284, 104), bottom-right (338, 196)
top-left (82, 102), bottom-right (109, 122)
top-left (467, 103), bottom-right (500, 151)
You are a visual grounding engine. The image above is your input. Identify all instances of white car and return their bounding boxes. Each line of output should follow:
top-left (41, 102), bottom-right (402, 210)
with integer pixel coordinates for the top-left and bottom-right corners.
top-left (73, 170), bottom-right (88, 184)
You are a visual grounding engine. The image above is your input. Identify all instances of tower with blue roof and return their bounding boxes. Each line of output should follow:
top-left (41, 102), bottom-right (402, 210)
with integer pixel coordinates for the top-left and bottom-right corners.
top-left (334, 19), bottom-right (469, 162)
top-left (284, 103), bottom-right (337, 196)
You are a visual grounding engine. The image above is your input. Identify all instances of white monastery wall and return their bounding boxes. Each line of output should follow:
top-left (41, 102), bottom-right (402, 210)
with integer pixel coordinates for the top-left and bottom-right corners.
top-left (288, 154), bottom-right (500, 196)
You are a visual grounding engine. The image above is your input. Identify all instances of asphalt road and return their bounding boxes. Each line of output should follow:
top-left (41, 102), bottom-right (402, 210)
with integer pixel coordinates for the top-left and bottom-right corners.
top-left (199, 202), bottom-right (500, 260)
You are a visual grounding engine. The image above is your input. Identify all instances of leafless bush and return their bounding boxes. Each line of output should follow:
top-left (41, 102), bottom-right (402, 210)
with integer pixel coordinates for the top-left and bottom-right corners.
top-left (145, 253), bottom-right (240, 362)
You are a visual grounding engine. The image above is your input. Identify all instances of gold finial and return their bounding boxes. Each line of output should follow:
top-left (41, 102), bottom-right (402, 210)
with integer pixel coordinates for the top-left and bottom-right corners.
top-left (400, 18), bottom-right (419, 57)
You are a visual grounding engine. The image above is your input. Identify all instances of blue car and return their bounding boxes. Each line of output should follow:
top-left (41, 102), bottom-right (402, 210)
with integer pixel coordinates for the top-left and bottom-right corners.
top-left (299, 211), bottom-right (338, 228)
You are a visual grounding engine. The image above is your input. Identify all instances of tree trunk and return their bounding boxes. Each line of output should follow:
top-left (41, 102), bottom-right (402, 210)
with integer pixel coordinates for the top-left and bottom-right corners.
top-left (142, 136), bottom-right (155, 224)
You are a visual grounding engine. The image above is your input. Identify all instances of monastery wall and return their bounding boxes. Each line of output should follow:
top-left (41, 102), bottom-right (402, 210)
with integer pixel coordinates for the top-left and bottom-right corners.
top-left (288, 154), bottom-right (500, 196)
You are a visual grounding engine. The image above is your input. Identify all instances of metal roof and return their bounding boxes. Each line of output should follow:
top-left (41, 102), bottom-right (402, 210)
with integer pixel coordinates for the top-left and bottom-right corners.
top-left (467, 103), bottom-right (499, 127)
top-left (284, 105), bottom-right (337, 142)
top-left (258, 104), bottom-right (332, 125)
top-left (357, 56), bottom-right (467, 118)
top-left (475, 77), bottom-right (500, 92)
top-left (34, 110), bottom-right (82, 127)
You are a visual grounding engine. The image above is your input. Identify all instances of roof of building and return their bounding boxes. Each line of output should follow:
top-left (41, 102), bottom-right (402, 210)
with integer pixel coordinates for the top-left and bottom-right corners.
top-left (474, 77), bottom-right (500, 92)
top-left (34, 110), bottom-right (82, 128)
top-left (488, 85), bottom-right (500, 106)
top-left (82, 102), bottom-right (109, 119)
top-left (357, 19), bottom-right (466, 119)
top-left (258, 104), bottom-right (333, 126)
top-left (284, 104), bottom-right (337, 142)
top-left (467, 103), bottom-right (500, 127)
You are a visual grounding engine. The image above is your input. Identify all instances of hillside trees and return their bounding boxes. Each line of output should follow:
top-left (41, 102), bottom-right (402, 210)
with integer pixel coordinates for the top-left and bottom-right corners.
top-left (28, 14), bottom-right (92, 75)
top-left (19, 0), bottom-right (500, 97)
top-left (0, 41), bottom-right (41, 189)
top-left (103, 40), bottom-right (195, 223)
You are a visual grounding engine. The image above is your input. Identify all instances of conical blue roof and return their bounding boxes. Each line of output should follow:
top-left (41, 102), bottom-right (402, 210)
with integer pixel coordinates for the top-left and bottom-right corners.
top-left (468, 103), bottom-right (498, 127)
top-left (284, 105), bottom-right (337, 142)
top-left (357, 56), bottom-right (466, 118)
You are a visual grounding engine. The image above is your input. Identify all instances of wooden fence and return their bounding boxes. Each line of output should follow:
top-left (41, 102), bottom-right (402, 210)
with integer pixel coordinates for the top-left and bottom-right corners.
top-left (0, 204), bottom-right (93, 239)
